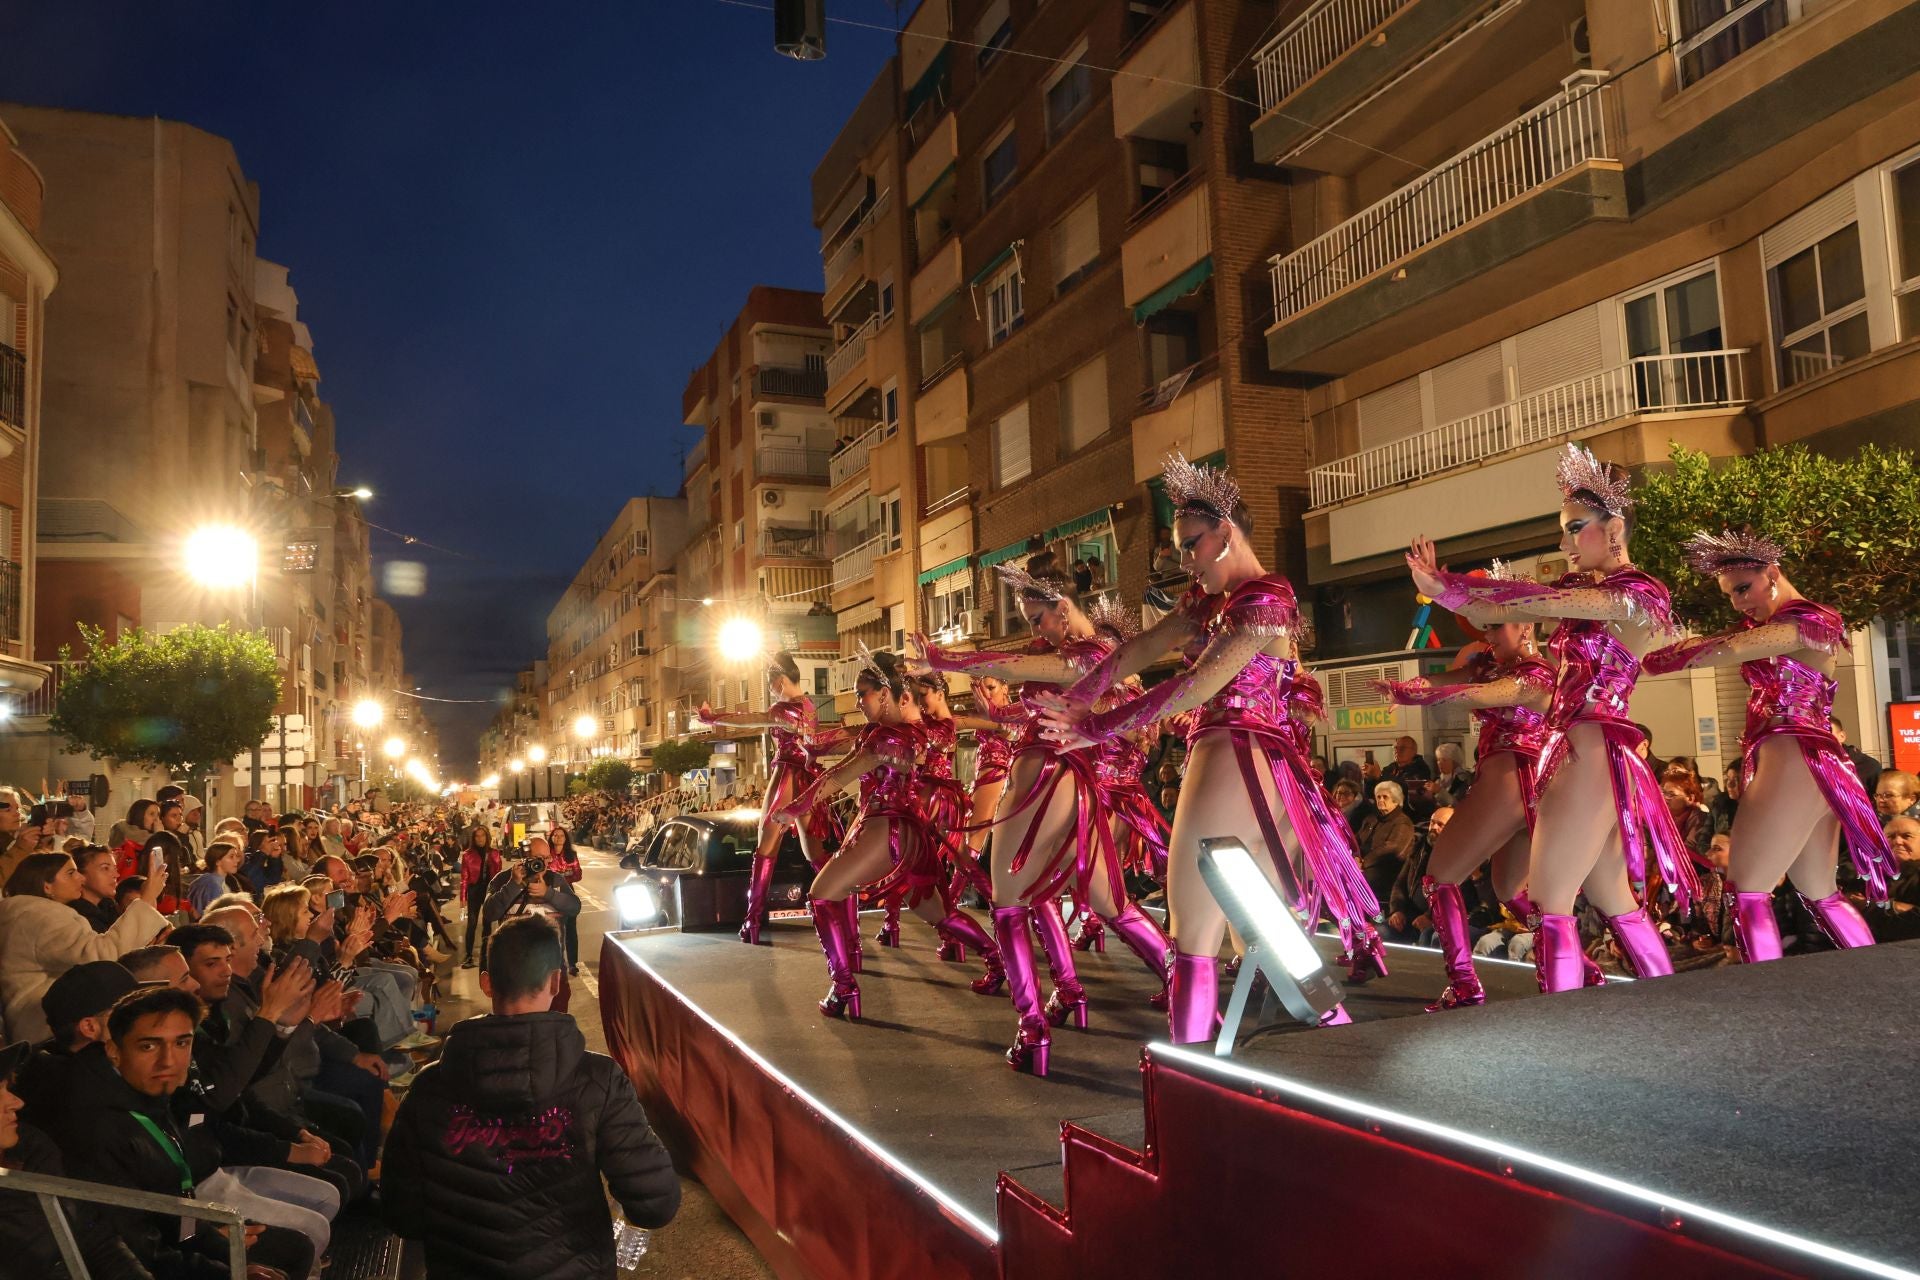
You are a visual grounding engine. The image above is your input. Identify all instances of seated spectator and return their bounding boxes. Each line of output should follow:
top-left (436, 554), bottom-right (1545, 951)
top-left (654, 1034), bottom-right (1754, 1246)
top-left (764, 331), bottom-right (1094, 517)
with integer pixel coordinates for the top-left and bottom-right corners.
top-left (1330, 778), bottom-right (1365, 835)
top-left (1387, 806), bottom-right (1453, 944)
top-left (188, 838), bottom-right (248, 918)
top-left (0, 1037), bottom-right (155, 1280)
top-left (114, 874), bottom-right (150, 914)
top-left (122, 943), bottom-right (199, 992)
top-left (1150, 529), bottom-right (1180, 579)
top-left (1712, 766), bottom-right (1742, 836)
top-left (1874, 770), bottom-right (1920, 826)
top-left (1660, 763), bottom-right (1713, 856)
top-left (107, 799), bottom-right (160, 876)
top-left (0, 852), bottom-right (170, 1045)
top-left (72, 843), bottom-right (124, 933)
top-left (65, 792), bottom-right (98, 843)
top-left (76, 985), bottom-right (317, 1279)
top-left (1429, 742), bottom-right (1473, 812)
top-left (13, 960), bottom-right (142, 1152)
top-left (1380, 736), bottom-right (1432, 790)
top-left (1356, 781), bottom-right (1416, 912)
top-left (1830, 716), bottom-right (1882, 794)
top-left (1864, 816), bottom-right (1920, 943)
top-left (382, 916), bottom-right (679, 1278)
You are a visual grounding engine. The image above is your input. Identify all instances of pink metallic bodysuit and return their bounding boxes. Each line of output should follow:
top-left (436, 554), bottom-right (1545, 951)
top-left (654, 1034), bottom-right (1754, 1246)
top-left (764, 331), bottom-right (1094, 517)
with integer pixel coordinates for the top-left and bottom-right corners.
top-left (1471, 651), bottom-right (1555, 825)
top-left (762, 697), bottom-right (839, 845)
top-left (974, 724), bottom-right (1014, 787)
top-left (845, 720), bottom-right (943, 904)
top-left (1533, 569), bottom-right (1701, 910)
top-left (1095, 698), bottom-right (1168, 882)
top-left (1734, 601), bottom-right (1896, 900)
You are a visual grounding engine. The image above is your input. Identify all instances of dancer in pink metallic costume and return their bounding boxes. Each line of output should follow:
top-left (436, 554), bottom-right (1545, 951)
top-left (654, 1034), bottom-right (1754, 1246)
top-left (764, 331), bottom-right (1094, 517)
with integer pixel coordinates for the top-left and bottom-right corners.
top-left (1644, 529), bottom-right (1896, 960)
top-left (1406, 444), bottom-right (1701, 992)
top-left (951, 674), bottom-right (1016, 902)
top-left (1376, 596), bottom-right (1605, 1007)
top-left (907, 673), bottom-right (1005, 987)
top-left (910, 557), bottom-right (1170, 1075)
top-left (772, 649), bottom-right (1003, 1019)
top-left (1039, 453), bottom-right (1384, 1045)
top-left (698, 651), bottom-right (839, 946)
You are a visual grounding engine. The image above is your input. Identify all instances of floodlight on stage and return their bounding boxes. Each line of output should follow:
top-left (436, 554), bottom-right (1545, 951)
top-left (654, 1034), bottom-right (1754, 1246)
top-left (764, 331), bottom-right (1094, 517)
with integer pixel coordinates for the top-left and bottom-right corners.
top-left (1197, 836), bottom-right (1346, 1056)
top-left (615, 881), bottom-right (659, 928)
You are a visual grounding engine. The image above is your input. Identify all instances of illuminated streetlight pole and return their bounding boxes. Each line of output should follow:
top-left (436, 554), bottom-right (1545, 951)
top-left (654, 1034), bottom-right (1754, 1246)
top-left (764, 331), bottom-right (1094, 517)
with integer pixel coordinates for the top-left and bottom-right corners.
top-left (185, 525), bottom-right (264, 807)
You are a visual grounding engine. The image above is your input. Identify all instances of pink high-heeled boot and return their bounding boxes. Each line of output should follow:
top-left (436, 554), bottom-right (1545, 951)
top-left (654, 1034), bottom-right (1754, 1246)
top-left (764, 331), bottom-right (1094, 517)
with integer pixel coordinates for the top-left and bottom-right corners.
top-left (811, 898), bottom-right (861, 1019)
top-left (992, 905), bottom-right (1050, 1076)
top-left (1030, 901), bottom-right (1087, 1029)
top-left (1423, 878), bottom-right (1484, 1011)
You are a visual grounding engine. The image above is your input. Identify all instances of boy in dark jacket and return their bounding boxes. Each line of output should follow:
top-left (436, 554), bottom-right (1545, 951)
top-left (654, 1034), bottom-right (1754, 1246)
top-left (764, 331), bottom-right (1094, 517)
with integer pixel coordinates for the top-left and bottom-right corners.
top-left (381, 916), bottom-right (679, 1279)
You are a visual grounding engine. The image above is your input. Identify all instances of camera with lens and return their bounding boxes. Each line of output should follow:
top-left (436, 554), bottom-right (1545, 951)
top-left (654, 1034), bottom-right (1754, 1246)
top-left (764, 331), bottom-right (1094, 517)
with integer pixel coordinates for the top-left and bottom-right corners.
top-left (524, 854), bottom-right (548, 879)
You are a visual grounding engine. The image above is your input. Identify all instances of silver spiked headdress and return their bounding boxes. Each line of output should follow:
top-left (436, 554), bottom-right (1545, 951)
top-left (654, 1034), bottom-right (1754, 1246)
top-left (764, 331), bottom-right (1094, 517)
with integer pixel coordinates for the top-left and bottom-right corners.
top-left (1681, 528), bottom-right (1785, 576)
top-left (854, 642), bottom-right (893, 691)
top-left (1554, 442), bottom-right (1633, 518)
top-left (1083, 593), bottom-right (1138, 642)
top-left (994, 560), bottom-right (1065, 602)
top-left (1160, 450), bottom-right (1241, 523)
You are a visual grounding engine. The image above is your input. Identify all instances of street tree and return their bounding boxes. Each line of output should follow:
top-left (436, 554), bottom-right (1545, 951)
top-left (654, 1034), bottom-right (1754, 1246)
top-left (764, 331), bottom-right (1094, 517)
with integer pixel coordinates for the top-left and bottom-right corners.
top-left (50, 623), bottom-right (281, 783)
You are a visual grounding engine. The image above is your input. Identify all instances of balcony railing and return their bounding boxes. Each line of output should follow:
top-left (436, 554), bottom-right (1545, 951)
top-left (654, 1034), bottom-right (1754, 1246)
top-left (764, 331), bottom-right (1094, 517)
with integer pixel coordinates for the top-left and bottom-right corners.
top-left (1254, 0), bottom-right (1412, 112)
top-left (758, 524), bottom-right (828, 558)
top-left (13, 657), bottom-right (73, 717)
top-left (824, 229), bottom-right (866, 291)
top-left (827, 316), bottom-right (877, 387)
top-left (1268, 71), bottom-right (1615, 325)
top-left (0, 559), bottom-right (18, 644)
top-left (0, 343), bottom-right (23, 430)
top-left (1306, 349), bottom-right (1750, 508)
top-left (923, 486), bottom-right (971, 519)
top-left (831, 420), bottom-right (885, 487)
top-left (830, 656), bottom-right (865, 695)
top-left (756, 446), bottom-right (830, 480)
top-left (832, 535), bottom-right (887, 590)
top-left (753, 365), bottom-right (828, 400)
top-left (684, 436), bottom-right (709, 478)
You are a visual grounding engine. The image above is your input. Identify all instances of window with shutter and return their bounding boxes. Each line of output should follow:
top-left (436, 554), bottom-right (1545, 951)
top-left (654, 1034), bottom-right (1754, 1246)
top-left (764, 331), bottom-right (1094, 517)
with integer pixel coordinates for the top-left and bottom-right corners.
top-left (975, 0), bottom-right (1012, 67)
top-left (1428, 345), bottom-right (1506, 425)
top-left (993, 402), bottom-right (1032, 488)
top-left (1058, 356), bottom-right (1110, 454)
top-left (1356, 377), bottom-right (1424, 450)
top-left (1052, 193), bottom-right (1099, 289)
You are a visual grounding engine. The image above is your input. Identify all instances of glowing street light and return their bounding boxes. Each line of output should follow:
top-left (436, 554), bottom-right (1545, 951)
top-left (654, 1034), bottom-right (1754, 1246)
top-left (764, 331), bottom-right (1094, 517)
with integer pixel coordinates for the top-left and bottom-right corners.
top-left (481, 773), bottom-right (501, 788)
top-left (382, 736), bottom-right (406, 760)
top-left (333, 486), bottom-right (374, 500)
top-left (182, 524), bottom-right (258, 590)
top-left (351, 700), bottom-right (385, 730)
top-left (717, 617), bottom-right (766, 663)
top-left (527, 744), bottom-right (548, 765)
top-left (507, 759), bottom-right (525, 773)
top-left (571, 713), bottom-right (598, 740)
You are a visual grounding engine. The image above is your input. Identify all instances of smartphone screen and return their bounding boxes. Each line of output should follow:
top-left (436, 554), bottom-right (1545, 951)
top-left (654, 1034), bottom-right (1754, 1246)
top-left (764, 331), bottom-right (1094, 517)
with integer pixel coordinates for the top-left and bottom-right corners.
top-left (326, 890), bottom-right (347, 910)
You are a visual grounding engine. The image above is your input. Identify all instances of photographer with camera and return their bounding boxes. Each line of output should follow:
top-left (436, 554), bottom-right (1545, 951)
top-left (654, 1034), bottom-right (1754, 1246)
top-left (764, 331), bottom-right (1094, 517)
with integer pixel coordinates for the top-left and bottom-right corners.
top-left (481, 837), bottom-right (580, 1012)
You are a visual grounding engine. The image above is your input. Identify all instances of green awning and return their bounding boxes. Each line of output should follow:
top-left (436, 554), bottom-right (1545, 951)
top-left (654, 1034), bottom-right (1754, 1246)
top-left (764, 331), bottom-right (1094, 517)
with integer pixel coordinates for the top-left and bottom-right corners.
top-left (978, 540), bottom-right (1032, 569)
top-left (1045, 509), bottom-right (1113, 544)
top-left (905, 49), bottom-right (951, 119)
top-left (915, 287), bottom-right (961, 328)
top-left (968, 243), bottom-right (1018, 287)
top-left (1131, 256), bottom-right (1214, 325)
top-left (917, 555), bottom-right (971, 587)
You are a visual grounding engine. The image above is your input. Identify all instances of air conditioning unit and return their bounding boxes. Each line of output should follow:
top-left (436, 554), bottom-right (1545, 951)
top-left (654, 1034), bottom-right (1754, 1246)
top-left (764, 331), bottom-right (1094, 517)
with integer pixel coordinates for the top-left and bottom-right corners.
top-left (759, 411), bottom-right (776, 427)
top-left (957, 609), bottom-right (981, 636)
top-left (762, 489), bottom-right (783, 507)
top-left (1568, 15), bottom-right (1590, 60)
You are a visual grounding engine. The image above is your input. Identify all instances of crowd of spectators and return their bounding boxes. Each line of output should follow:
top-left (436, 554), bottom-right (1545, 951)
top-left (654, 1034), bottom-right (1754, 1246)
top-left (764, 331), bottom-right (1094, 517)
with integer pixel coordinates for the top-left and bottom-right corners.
top-left (0, 783), bottom-right (677, 1277)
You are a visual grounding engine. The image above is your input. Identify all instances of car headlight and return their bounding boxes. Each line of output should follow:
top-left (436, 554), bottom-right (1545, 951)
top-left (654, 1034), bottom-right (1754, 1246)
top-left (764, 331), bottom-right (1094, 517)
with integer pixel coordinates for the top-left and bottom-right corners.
top-left (615, 882), bottom-right (658, 926)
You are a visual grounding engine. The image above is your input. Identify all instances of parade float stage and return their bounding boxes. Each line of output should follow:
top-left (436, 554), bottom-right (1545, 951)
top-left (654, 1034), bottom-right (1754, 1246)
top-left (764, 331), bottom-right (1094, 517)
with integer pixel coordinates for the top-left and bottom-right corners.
top-left (600, 923), bottom-right (1920, 1280)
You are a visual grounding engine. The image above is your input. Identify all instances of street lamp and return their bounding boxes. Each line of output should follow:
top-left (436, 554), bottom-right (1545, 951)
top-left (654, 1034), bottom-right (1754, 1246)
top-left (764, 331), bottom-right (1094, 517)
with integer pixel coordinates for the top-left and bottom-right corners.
top-left (382, 736), bottom-right (406, 760)
top-left (527, 744), bottom-right (548, 765)
top-left (351, 700), bottom-right (384, 730)
top-left (572, 713), bottom-right (599, 740)
top-left (507, 759), bottom-right (525, 773)
top-left (333, 486), bottom-right (374, 500)
top-left (183, 525), bottom-right (258, 590)
top-left (717, 617), bottom-right (765, 664)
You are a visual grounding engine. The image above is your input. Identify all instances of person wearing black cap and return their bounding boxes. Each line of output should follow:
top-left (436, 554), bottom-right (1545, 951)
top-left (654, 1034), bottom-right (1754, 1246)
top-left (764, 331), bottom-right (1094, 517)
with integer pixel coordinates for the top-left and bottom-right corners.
top-left (12, 960), bottom-right (143, 1153)
top-left (0, 1036), bottom-right (156, 1280)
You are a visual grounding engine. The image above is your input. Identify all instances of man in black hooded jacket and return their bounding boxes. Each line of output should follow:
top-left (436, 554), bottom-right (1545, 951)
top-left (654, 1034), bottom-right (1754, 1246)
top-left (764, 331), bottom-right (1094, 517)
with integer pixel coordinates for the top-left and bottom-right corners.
top-left (381, 915), bottom-right (679, 1279)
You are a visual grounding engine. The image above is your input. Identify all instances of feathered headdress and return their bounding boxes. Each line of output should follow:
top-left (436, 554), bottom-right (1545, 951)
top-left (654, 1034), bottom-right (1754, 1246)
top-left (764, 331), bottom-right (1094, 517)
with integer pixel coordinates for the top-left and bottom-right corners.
top-left (1083, 593), bottom-right (1138, 642)
top-left (1161, 450), bottom-right (1241, 523)
top-left (994, 559), bottom-right (1065, 602)
top-left (1554, 442), bottom-right (1633, 518)
top-left (1681, 528), bottom-right (1784, 576)
top-left (854, 642), bottom-right (894, 691)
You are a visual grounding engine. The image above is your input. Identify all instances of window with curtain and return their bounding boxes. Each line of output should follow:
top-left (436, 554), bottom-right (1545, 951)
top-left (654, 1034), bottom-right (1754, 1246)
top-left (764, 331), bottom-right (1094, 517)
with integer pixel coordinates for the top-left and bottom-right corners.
top-left (1058, 356), bottom-right (1110, 454)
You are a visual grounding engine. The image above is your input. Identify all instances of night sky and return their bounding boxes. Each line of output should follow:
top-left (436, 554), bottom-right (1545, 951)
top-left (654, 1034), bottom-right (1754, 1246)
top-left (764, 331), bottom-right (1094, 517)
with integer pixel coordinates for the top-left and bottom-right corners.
top-left (0, 2), bottom-right (897, 772)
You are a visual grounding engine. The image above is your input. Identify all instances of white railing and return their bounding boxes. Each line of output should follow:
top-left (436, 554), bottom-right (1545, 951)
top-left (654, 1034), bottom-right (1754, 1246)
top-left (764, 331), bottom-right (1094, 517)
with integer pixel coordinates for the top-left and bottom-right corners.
top-left (827, 316), bottom-right (877, 387)
top-left (756, 446), bottom-right (831, 479)
top-left (832, 535), bottom-right (886, 590)
top-left (830, 657), bottom-right (865, 695)
top-left (1254, 0), bottom-right (1412, 111)
top-left (822, 189), bottom-right (892, 293)
top-left (1268, 71), bottom-right (1615, 325)
top-left (1307, 349), bottom-right (1750, 508)
top-left (831, 420), bottom-right (885, 487)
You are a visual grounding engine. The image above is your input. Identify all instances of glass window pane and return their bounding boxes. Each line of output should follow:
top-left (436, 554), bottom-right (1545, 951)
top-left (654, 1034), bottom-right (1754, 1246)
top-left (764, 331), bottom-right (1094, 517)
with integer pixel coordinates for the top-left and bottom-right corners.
top-left (1664, 272), bottom-right (1723, 352)
top-left (1894, 162), bottom-right (1920, 285)
top-left (1624, 294), bottom-right (1662, 358)
top-left (1780, 333), bottom-right (1830, 388)
top-left (1898, 289), bottom-right (1920, 340)
top-left (1829, 311), bottom-right (1870, 364)
top-left (1817, 224), bottom-right (1865, 311)
top-left (1774, 246), bottom-right (1822, 335)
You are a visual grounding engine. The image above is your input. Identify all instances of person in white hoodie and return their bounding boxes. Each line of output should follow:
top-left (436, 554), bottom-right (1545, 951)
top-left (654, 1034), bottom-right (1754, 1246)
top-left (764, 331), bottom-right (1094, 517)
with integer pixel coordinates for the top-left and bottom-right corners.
top-left (0, 851), bottom-right (169, 1044)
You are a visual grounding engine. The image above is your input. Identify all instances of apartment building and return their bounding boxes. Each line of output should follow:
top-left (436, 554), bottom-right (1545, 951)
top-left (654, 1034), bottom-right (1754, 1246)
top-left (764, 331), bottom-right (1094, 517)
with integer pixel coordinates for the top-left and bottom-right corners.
top-left (676, 289), bottom-right (841, 781)
top-left (0, 114), bottom-right (53, 703)
top-left (867, 0), bottom-right (1309, 674)
top-left (541, 497), bottom-right (690, 774)
top-left (478, 661), bottom-right (546, 781)
top-left (1251, 0), bottom-right (1920, 772)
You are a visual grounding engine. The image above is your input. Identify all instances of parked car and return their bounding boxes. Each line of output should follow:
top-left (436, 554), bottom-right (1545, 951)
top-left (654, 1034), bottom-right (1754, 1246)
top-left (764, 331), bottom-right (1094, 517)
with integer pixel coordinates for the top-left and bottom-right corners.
top-left (616, 810), bottom-right (814, 931)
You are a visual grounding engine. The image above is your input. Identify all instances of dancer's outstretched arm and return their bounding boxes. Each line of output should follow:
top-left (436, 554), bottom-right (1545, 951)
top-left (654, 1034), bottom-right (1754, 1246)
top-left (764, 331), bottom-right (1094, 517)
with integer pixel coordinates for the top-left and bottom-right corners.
top-left (1375, 672), bottom-right (1552, 711)
top-left (909, 634), bottom-right (1092, 685)
top-left (1059, 611), bottom-right (1207, 707)
top-left (1038, 627), bottom-right (1269, 749)
top-left (698, 700), bottom-right (812, 732)
top-left (1643, 617), bottom-right (1838, 675)
top-left (772, 750), bottom-right (876, 826)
